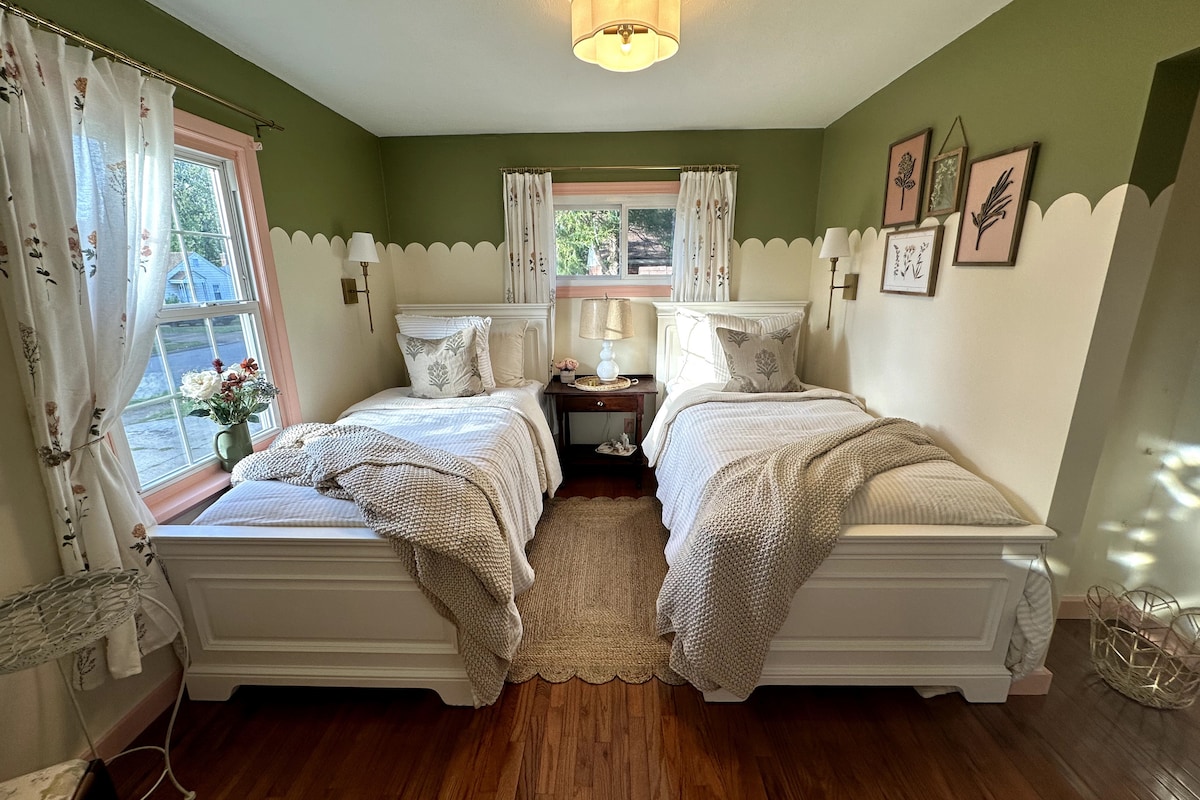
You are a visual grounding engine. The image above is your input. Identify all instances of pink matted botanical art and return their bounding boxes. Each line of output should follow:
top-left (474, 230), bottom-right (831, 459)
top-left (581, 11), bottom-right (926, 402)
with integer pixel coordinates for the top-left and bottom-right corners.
top-left (882, 128), bottom-right (932, 228)
top-left (954, 143), bottom-right (1040, 267)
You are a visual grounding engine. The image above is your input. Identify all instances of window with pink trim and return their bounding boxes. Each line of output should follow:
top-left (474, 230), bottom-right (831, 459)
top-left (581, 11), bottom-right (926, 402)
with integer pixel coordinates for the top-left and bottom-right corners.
top-left (131, 110), bottom-right (300, 521)
top-left (554, 181), bottom-right (679, 288)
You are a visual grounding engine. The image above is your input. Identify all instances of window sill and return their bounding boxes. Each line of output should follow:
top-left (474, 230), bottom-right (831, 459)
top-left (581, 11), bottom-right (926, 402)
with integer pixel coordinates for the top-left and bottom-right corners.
top-left (143, 432), bottom-right (276, 523)
top-left (556, 283), bottom-right (672, 298)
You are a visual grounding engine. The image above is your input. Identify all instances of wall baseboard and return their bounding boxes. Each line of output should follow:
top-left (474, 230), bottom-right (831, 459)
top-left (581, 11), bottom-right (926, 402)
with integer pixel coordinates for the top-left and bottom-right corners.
top-left (87, 666), bottom-right (182, 761)
top-left (1008, 666), bottom-right (1053, 696)
top-left (1057, 595), bottom-right (1090, 619)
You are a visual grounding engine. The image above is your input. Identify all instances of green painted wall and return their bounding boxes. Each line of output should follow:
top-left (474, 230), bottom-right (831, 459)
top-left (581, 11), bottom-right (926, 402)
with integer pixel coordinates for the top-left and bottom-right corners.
top-left (19, 0), bottom-right (388, 238)
top-left (816, 0), bottom-right (1200, 232)
top-left (381, 129), bottom-right (823, 246)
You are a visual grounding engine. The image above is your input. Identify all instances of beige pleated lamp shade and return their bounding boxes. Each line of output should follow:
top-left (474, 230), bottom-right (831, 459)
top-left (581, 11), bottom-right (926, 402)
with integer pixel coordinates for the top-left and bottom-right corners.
top-left (571, 0), bottom-right (680, 73)
top-left (579, 297), bottom-right (634, 341)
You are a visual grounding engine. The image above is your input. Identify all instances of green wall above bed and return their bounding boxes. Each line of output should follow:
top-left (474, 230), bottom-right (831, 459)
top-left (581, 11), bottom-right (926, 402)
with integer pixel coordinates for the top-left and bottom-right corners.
top-left (380, 129), bottom-right (824, 247)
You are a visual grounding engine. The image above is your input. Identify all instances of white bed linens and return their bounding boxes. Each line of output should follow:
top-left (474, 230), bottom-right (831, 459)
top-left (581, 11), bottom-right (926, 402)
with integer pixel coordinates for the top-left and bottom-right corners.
top-left (195, 384), bottom-right (562, 597)
top-left (644, 383), bottom-right (1054, 685)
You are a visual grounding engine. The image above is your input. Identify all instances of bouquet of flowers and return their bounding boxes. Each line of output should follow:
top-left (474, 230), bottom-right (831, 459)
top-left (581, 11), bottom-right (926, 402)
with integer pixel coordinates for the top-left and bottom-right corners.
top-left (180, 357), bottom-right (280, 426)
top-left (554, 357), bottom-right (579, 372)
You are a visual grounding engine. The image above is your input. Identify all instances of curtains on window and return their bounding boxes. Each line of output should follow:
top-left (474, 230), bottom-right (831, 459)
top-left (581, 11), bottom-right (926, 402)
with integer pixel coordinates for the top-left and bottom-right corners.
top-left (0, 15), bottom-right (182, 687)
top-left (671, 169), bottom-right (737, 302)
top-left (502, 171), bottom-right (556, 305)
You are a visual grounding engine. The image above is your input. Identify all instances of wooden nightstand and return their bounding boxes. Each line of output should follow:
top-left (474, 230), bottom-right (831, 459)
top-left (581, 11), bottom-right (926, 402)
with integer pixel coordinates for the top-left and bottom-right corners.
top-left (545, 374), bottom-right (657, 479)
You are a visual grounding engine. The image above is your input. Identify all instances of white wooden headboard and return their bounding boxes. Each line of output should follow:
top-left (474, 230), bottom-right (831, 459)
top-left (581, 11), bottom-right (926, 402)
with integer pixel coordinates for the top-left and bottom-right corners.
top-left (652, 301), bottom-right (813, 391)
top-left (394, 303), bottom-right (553, 384)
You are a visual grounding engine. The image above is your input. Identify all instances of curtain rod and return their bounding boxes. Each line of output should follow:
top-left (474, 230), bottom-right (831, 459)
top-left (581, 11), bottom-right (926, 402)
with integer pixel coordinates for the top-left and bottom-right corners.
top-left (500, 164), bottom-right (737, 174)
top-left (0, 1), bottom-right (284, 133)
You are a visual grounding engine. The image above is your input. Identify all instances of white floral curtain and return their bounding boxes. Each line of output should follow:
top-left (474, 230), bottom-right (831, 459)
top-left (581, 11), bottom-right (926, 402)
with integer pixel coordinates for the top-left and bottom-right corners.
top-left (671, 168), bottom-right (737, 302)
top-left (0, 16), bottom-right (182, 687)
top-left (502, 171), bottom-right (556, 305)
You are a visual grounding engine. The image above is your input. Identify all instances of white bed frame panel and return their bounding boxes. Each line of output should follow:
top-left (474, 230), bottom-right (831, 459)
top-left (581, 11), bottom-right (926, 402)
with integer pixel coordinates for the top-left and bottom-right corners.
top-left (652, 302), bottom-right (1055, 702)
top-left (151, 303), bottom-right (553, 706)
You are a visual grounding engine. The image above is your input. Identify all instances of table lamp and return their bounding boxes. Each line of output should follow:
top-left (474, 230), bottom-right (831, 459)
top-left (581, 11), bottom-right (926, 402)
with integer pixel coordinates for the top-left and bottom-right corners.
top-left (579, 297), bottom-right (634, 382)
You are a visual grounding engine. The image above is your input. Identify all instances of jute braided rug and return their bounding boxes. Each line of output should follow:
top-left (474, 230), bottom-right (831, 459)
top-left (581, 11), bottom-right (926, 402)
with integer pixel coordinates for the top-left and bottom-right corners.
top-left (508, 496), bottom-right (684, 685)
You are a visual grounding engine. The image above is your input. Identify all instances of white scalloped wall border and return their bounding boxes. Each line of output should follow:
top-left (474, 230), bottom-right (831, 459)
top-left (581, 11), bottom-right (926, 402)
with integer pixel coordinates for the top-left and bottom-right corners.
top-left (804, 184), bottom-right (1171, 525)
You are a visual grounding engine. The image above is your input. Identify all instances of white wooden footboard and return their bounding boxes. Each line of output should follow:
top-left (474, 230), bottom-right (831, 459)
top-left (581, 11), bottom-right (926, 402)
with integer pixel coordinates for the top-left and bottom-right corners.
top-left (150, 525), bottom-right (474, 706)
top-left (701, 523), bottom-right (1055, 703)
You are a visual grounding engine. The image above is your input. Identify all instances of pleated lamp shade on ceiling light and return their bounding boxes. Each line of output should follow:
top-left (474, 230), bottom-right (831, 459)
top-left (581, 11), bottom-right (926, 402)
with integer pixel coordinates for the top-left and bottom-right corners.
top-left (571, 0), bottom-right (680, 73)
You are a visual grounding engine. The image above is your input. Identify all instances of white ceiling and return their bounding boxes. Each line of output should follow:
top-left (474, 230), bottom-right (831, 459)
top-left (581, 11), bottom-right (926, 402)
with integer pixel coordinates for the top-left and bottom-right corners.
top-left (145, 0), bottom-right (1010, 137)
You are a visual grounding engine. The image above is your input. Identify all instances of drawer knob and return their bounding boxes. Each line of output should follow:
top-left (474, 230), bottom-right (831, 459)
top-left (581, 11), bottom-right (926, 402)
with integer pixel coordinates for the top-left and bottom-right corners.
top-left (596, 400), bottom-right (605, 407)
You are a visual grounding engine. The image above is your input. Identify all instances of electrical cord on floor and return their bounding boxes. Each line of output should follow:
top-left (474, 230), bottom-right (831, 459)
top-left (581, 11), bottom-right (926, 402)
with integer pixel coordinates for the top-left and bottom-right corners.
top-left (106, 594), bottom-right (196, 800)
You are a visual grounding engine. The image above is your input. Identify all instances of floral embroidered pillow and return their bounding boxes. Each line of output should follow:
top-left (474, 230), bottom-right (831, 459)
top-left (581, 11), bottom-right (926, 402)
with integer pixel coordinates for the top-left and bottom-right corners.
top-left (397, 328), bottom-right (484, 399)
top-left (715, 323), bottom-right (803, 393)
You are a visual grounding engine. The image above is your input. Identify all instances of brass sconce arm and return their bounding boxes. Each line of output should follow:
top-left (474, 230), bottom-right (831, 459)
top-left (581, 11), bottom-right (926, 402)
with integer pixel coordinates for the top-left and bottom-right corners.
top-left (341, 261), bottom-right (374, 333)
top-left (826, 257), bottom-right (859, 330)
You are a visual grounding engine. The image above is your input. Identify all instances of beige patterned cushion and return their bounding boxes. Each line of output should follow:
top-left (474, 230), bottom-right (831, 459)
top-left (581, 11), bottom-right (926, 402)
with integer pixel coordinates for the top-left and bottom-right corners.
top-left (715, 322), bottom-right (803, 393)
top-left (706, 311), bottom-right (807, 382)
top-left (398, 328), bottom-right (485, 399)
top-left (395, 313), bottom-right (495, 389)
top-left (0, 759), bottom-right (89, 800)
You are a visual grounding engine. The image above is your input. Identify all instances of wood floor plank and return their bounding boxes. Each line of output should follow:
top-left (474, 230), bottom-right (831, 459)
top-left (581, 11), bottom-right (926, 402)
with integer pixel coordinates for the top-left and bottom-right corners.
top-left (106, 478), bottom-right (1200, 800)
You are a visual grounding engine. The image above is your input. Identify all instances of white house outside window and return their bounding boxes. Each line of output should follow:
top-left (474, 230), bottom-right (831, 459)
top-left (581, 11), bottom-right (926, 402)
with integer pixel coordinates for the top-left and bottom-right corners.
top-left (120, 147), bottom-right (278, 489)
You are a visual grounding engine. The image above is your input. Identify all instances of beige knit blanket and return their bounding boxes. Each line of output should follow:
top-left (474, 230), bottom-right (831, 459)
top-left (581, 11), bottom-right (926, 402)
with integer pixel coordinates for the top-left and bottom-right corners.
top-left (656, 417), bottom-right (953, 698)
top-left (232, 423), bottom-right (518, 707)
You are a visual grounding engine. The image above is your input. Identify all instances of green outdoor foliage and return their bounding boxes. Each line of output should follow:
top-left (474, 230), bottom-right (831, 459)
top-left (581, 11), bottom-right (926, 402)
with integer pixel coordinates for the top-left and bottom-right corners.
top-left (555, 206), bottom-right (675, 276)
top-left (173, 160), bottom-right (225, 265)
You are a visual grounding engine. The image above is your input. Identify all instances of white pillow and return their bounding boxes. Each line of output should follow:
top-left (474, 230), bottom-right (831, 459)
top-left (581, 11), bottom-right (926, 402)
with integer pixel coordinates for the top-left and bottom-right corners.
top-left (705, 311), bottom-right (807, 382)
top-left (489, 319), bottom-right (529, 386)
top-left (395, 314), bottom-right (494, 389)
top-left (670, 308), bottom-right (719, 392)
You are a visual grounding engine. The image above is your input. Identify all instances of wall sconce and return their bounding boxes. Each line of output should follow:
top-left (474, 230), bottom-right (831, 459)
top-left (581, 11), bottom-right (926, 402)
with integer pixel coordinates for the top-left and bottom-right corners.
top-left (819, 227), bottom-right (857, 330)
top-left (343, 232), bottom-right (379, 332)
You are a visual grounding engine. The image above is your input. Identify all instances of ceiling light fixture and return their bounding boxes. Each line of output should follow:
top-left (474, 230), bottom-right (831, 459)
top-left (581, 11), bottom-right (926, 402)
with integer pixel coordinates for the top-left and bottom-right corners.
top-left (571, 0), bottom-right (680, 73)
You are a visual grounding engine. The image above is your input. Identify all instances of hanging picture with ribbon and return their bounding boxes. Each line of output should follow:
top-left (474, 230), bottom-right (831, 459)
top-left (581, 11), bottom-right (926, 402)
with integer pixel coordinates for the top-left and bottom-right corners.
top-left (926, 116), bottom-right (969, 216)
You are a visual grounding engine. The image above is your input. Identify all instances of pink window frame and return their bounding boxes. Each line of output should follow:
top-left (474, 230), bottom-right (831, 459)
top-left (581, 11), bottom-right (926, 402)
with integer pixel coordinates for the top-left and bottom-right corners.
top-left (553, 180), bottom-right (678, 298)
top-left (142, 109), bottom-right (302, 522)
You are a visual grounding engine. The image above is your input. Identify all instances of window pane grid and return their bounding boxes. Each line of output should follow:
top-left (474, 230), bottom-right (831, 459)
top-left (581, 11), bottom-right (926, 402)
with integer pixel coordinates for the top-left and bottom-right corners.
top-left (555, 194), bottom-right (676, 280)
top-left (124, 151), bottom-right (278, 491)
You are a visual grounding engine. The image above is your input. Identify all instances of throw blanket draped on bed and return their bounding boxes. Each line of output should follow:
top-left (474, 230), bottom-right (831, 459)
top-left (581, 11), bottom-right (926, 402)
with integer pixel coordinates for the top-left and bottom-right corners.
top-left (232, 423), bottom-right (519, 707)
top-left (656, 417), bottom-right (955, 699)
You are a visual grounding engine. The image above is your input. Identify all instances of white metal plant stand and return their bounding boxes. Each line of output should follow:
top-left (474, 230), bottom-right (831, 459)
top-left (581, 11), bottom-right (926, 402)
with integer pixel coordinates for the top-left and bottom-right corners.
top-left (0, 569), bottom-right (196, 799)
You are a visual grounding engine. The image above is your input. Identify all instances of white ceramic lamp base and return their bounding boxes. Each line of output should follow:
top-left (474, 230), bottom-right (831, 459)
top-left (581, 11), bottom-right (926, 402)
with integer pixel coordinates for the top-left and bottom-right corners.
top-left (595, 339), bottom-right (620, 382)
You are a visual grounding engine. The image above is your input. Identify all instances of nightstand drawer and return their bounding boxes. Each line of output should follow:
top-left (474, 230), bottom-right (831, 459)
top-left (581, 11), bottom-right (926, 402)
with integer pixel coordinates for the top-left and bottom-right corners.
top-left (559, 394), bottom-right (640, 413)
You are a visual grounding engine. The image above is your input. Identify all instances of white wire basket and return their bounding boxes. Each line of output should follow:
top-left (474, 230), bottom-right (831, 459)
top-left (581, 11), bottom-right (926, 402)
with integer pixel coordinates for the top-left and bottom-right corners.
top-left (0, 569), bottom-right (143, 675)
top-left (1086, 585), bottom-right (1200, 709)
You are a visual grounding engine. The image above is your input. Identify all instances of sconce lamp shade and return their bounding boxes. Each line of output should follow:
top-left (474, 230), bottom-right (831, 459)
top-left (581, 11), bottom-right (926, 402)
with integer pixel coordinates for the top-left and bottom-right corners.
top-left (571, 0), bottom-right (680, 72)
top-left (579, 297), bottom-right (634, 341)
top-left (347, 232), bottom-right (379, 264)
top-left (818, 227), bottom-right (851, 260)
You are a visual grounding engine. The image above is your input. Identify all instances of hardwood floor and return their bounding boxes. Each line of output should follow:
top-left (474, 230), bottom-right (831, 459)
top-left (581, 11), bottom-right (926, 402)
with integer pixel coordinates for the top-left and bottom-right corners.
top-left (110, 475), bottom-right (1200, 799)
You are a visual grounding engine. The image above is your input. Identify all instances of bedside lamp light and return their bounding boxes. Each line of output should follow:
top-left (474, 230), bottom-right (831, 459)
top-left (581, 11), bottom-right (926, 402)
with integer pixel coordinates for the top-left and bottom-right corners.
top-left (343, 232), bottom-right (380, 332)
top-left (820, 227), bottom-right (857, 330)
top-left (579, 296), bottom-right (634, 382)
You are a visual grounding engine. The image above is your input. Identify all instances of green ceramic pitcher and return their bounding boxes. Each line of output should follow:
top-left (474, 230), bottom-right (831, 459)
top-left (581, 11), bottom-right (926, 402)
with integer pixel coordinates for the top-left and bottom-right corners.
top-left (214, 421), bottom-right (253, 471)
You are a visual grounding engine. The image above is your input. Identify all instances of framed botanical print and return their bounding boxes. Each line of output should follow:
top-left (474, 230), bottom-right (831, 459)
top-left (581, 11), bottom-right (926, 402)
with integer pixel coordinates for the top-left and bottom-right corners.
top-left (926, 145), bottom-right (967, 216)
top-left (954, 143), bottom-right (1039, 266)
top-left (881, 225), bottom-right (944, 296)
top-left (882, 128), bottom-right (932, 228)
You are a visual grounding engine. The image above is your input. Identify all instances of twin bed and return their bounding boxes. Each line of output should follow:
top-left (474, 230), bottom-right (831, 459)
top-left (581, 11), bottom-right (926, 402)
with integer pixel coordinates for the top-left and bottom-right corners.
top-left (151, 301), bottom-right (1054, 707)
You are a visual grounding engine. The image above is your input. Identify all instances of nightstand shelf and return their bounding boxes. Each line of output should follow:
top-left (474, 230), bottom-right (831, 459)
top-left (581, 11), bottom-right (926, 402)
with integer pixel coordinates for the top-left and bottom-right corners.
top-left (545, 374), bottom-right (657, 481)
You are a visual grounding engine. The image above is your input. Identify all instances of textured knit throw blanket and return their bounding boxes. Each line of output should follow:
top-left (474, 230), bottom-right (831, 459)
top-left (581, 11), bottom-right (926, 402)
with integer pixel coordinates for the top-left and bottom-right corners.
top-left (656, 417), bottom-right (954, 698)
top-left (232, 423), bottom-right (519, 706)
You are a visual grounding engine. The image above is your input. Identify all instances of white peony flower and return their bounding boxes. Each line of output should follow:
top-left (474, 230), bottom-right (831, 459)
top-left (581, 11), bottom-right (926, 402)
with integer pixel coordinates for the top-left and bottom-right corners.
top-left (180, 369), bottom-right (221, 401)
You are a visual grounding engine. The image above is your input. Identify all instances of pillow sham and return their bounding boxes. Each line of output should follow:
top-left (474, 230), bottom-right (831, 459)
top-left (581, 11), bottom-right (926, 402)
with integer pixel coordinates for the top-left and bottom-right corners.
top-left (397, 328), bottom-right (485, 399)
top-left (714, 322), bottom-right (803, 393)
top-left (488, 319), bottom-right (528, 386)
top-left (706, 311), bottom-right (807, 382)
top-left (671, 308), bottom-right (719, 391)
top-left (395, 313), bottom-right (495, 389)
